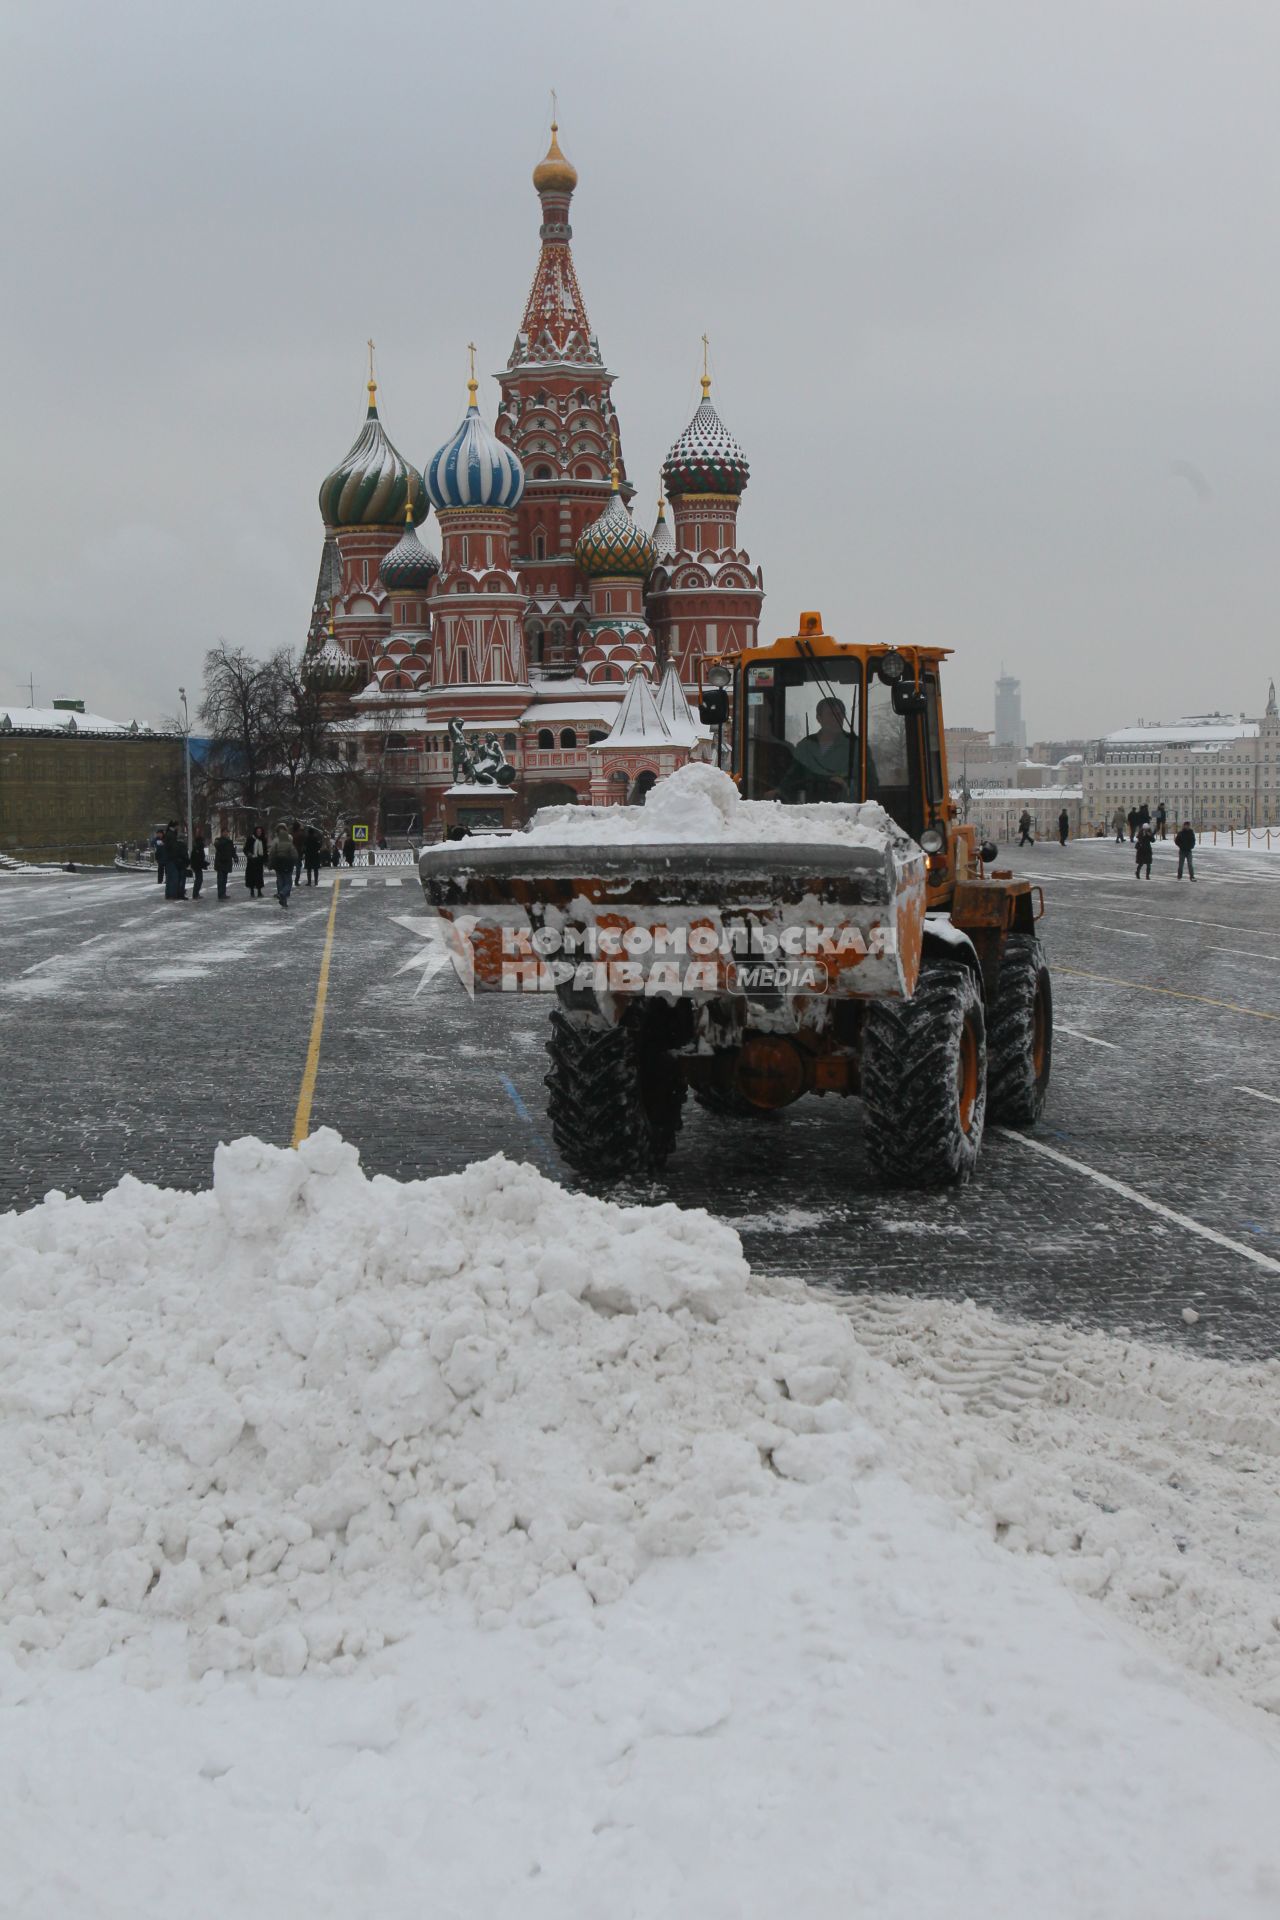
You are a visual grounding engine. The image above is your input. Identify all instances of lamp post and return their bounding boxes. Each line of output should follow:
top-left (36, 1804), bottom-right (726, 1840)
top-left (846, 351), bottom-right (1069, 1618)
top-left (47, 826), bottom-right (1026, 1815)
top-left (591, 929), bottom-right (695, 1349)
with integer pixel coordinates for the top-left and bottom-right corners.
top-left (178, 687), bottom-right (193, 850)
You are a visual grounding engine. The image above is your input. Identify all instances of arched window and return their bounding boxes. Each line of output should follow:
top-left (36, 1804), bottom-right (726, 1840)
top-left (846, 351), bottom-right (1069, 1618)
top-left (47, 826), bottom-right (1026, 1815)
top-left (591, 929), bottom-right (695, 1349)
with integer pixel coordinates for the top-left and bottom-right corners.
top-left (503, 733), bottom-right (517, 751)
top-left (458, 647), bottom-right (469, 681)
top-left (533, 531), bottom-right (545, 559)
top-left (534, 464), bottom-right (552, 480)
top-left (559, 728), bottom-right (577, 749)
top-left (537, 729), bottom-right (554, 750)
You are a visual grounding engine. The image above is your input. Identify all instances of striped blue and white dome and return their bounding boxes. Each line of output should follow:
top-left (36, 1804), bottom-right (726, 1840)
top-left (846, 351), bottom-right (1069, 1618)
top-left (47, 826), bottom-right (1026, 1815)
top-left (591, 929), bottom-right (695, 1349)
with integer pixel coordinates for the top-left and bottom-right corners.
top-left (425, 379), bottom-right (525, 512)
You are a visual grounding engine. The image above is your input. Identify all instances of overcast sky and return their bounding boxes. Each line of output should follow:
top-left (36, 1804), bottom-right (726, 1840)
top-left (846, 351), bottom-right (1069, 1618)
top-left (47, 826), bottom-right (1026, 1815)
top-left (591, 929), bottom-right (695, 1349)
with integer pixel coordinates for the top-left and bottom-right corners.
top-left (2, 0), bottom-right (1278, 739)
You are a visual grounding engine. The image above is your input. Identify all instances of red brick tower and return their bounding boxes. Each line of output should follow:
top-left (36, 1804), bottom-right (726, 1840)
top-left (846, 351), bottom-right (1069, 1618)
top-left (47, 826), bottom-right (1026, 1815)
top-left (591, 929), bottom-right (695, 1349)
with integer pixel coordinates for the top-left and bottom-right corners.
top-left (494, 121), bottom-right (630, 674)
top-left (647, 356), bottom-right (763, 691)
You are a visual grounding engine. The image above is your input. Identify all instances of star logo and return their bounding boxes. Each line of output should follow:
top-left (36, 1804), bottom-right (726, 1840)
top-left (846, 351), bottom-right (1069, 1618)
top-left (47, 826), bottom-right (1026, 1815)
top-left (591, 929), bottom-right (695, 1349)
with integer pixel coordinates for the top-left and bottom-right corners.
top-left (392, 911), bottom-right (478, 999)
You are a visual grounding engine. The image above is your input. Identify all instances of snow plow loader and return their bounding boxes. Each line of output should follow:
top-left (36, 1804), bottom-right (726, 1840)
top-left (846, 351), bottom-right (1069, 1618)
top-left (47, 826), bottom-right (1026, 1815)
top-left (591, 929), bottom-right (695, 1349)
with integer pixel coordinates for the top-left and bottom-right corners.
top-left (419, 613), bottom-right (1051, 1186)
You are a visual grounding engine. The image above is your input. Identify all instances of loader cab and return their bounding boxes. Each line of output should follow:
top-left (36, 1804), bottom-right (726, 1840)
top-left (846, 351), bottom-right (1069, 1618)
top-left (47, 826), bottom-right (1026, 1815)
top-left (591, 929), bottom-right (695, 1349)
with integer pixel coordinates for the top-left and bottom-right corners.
top-left (721, 614), bottom-right (950, 843)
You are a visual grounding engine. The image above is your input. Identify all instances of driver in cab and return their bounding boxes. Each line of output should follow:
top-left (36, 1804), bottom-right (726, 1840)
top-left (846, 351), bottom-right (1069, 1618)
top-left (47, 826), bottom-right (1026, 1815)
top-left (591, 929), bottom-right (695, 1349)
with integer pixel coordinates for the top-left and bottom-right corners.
top-left (780, 695), bottom-right (856, 802)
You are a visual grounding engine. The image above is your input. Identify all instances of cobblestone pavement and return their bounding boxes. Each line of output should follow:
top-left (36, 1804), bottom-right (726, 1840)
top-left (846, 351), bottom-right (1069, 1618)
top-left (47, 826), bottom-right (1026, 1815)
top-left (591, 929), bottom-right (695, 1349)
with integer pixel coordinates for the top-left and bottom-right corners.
top-left (2, 838), bottom-right (1278, 1359)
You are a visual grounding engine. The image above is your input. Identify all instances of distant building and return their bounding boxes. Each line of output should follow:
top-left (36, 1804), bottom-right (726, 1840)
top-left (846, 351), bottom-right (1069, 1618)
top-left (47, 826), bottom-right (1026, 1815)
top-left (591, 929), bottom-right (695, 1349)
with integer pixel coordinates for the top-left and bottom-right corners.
top-left (0, 707), bottom-right (181, 864)
top-left (994, 671), bottom-right (1026, 754)
top-left (1082, 684), bottom-right (1280, 829)
top-left (959, 785), bottom-right (1083, 843)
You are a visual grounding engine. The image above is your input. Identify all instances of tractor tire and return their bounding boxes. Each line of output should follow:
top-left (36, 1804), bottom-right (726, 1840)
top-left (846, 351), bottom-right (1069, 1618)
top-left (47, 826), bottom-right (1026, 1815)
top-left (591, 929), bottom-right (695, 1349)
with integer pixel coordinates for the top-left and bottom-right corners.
top-left (862, 959), bottom-right (987, 1187)
top-left (986, 934), bottom-right (1052, 1128)
top-left (544, 1004), bottom-right (685, 1182)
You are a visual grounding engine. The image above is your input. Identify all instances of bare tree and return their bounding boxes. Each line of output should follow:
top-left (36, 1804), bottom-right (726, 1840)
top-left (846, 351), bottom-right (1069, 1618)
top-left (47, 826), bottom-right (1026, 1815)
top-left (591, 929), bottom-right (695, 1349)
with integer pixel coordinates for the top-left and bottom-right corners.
top-left (199, 642), bottom-right (276, 816)
top-left (198, 640), bottom-right (369, 830)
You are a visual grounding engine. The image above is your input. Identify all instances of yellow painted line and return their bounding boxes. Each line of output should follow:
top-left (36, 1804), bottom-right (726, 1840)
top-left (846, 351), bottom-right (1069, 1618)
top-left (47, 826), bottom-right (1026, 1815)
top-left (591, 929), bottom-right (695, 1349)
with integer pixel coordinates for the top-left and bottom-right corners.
top-left (1057, 965), bottom-right (1280, 1022)
top-left (291, 877), bottom-right (341, 1146)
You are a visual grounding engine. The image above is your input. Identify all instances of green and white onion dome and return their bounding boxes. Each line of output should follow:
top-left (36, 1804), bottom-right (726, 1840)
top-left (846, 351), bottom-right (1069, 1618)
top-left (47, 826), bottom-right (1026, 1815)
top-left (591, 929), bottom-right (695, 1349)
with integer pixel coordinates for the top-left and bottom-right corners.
top-left (319, 379), bottom-right (428, 530)
top-left (305, 634), bottom-right (366, 691)
top-left (575, 476), bottom-right (655, 579)
top-left (661, 376), bottom-right (750, 497)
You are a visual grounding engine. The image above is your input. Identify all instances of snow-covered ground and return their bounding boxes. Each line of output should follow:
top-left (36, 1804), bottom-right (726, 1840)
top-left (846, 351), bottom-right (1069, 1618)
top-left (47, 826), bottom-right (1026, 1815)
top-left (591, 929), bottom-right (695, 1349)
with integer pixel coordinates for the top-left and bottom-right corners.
top-left (2, 1133), bottom-right (1278, 1916)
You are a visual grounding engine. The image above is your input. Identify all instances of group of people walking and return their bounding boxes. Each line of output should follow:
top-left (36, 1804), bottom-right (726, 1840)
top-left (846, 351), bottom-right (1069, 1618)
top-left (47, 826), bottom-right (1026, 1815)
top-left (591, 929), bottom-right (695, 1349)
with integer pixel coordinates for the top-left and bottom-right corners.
top-left (154, 819), bottom-right (359, 905)
top-left (1108, 800), bottom-right (1197, 880)
top-left (1016, 808), bottom-right (1073, 848)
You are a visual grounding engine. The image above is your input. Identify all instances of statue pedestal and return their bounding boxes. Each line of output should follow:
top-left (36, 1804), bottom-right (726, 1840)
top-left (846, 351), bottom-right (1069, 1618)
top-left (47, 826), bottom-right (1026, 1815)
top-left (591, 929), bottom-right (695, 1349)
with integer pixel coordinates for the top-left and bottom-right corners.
top-left (442, 782), bottom-right (520, 836)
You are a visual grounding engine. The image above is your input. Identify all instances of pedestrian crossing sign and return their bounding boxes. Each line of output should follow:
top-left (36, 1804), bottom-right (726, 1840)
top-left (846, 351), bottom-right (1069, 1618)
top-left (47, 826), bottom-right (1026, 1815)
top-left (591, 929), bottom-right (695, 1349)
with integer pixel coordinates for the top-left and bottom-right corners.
top-left (351, 823), bottom-right (370, 844)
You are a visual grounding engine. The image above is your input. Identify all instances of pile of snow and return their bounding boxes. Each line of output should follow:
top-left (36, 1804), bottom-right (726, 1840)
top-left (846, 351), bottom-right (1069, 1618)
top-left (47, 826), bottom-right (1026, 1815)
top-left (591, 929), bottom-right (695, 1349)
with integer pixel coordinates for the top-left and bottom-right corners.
top-left (490, 761), bottom-right (907, 850)
top-left (0, 1130), bottom-right (877, 1678)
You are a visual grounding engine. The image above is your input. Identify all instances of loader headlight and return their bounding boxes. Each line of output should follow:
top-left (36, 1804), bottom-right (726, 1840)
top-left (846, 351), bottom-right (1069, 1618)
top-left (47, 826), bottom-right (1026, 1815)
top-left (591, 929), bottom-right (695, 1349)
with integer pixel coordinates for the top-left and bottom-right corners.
top-left (920, 826), bottom-right (945, 854)
top-left (876, 650), bottom-right (907, 685)
top-left (705, 664), bottom-right (732, 688)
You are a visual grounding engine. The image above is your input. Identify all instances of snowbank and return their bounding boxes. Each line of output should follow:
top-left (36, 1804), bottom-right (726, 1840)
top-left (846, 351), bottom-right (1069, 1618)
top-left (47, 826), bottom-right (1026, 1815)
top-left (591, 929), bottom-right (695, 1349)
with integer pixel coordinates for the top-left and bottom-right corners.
top-left (3, 1137), bottom-right (1280, 1915)
top-left (484, 761), bottom-right (906, 850)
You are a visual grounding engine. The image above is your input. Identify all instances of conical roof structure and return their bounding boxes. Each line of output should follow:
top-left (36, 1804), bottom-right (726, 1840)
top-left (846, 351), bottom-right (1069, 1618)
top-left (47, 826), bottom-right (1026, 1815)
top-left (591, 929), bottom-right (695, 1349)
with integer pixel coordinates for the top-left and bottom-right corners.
top-left (596, 670), bottom-right (670, 747)
top-left (654, 661), bottom-right (705, 745)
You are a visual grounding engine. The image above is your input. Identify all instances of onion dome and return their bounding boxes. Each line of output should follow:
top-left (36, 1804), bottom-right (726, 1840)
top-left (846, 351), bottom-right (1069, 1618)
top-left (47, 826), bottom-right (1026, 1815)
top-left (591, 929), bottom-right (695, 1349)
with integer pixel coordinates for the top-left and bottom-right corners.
top-left (651, 495), bottom-right (675, 559)
top-left (379, 499), bottom-right (440, 590)
top-left (319, 372), bottom-right (427, 530)
top-left (425, 368), bottom-right (525, 512)
top-left (575, 466), bottom-right (655, 578)
top-left (532, 120), bottom-right (578, 196)
top-left (305, 626), bottom-right (366, 692)
top-left (662, 374), bottom-right (750, 497)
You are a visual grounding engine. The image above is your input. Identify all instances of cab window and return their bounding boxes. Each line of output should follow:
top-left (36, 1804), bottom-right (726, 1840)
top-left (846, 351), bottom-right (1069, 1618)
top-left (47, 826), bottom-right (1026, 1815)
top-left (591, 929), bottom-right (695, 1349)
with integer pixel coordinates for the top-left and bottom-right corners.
top-left (742, 659), bottom-right (863, 801)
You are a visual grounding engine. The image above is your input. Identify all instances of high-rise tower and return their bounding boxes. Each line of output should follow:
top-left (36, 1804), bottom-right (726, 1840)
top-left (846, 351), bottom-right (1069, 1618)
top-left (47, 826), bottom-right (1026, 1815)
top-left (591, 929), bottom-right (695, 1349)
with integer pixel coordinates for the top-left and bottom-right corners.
top-left (493, 122), bottom-right (629, 674)
top-left (994, 670), bottom-right (1026, 753)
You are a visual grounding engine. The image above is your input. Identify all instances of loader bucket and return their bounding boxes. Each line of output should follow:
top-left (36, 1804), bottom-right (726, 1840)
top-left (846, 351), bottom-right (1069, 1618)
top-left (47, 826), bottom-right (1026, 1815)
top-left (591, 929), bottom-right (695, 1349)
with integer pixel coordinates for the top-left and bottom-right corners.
top-left (419, 838), bottom-right (926, 1000)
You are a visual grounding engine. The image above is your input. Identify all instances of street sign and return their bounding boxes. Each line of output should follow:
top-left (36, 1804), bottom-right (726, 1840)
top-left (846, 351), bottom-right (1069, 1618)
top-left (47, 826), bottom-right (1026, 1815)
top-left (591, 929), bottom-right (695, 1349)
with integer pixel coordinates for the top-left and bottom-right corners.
top-left (351, 823), bottom-right (370, 844)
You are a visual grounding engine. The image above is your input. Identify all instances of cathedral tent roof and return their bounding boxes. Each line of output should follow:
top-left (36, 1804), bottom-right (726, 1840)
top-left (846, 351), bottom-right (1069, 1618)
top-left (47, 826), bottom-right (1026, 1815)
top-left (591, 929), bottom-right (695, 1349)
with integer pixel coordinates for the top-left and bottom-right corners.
top-left (593, 671), bottom-right (670, 749)
top-left (654, 662), bottom-right (706, 746)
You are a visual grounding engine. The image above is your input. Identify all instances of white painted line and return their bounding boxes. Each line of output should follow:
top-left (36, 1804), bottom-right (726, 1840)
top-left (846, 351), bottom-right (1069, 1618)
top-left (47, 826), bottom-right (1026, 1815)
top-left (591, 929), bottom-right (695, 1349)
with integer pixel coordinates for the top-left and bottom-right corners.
top-left (997, 1131), bottom-right (1280, 1276)
top-left (383, 876), bottom-right (403, 887)
top-left (1056, 1027), bottom-right (1119, 1050)
top-left (1238, 1086), bottom-right (1280, 1108)
top-left (1089, 927), bottom-right (1151, 939)
top-left (350, 875), bottom-right (369, 889)
top-left (1208, 947), bottom-right (1280, 962)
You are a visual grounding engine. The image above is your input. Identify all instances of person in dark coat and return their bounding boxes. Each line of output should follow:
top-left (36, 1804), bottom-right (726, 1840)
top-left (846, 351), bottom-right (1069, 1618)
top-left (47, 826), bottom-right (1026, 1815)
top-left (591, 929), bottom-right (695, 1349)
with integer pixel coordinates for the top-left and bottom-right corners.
top-left (343, 832), bottom-right (356, 867)
top-left (303, 822), bottom-right (323, 886)
top-left (1135, 821), bottom-right (1154, 879)
top-left (154, 825), bottom-right (168, 883)
top-left (213, 829), bottom-right (237, 900)
top-left (1137, 802), bottom-right (1151, 831)
top-left (1017, 808), bottom-right (1033, 847)
top-left (190, 828), bottom-right (207, 899)
top-left (1174, 821), bottom-right (1197, 880)
top-left (163, 822), bottom-right (189, 899)
top-left (1126, 807), bottom-right (1138, 842)
top-left (291, 820), bottom-right (304, 885)
top-left (244, 826), bottom-right (266, 898)
top-left (1155, 801), bottom-right (1168, 840)
top-left (269, 824), bottom-right (297, 907)
top-left (1057, 808), bottom-right (1070, 846)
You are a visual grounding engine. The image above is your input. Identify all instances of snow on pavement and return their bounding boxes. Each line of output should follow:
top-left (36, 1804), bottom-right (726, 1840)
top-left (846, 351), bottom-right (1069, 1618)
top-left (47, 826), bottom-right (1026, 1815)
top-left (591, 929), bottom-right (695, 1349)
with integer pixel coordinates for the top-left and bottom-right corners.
top-left (1, 1133), bottom-right (1278, 1916)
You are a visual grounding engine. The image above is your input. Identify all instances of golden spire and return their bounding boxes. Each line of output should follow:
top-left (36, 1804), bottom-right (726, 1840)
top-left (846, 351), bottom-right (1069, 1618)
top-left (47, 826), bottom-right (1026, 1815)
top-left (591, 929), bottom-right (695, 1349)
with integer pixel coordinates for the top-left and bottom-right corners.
top-left (657, 493), bottom-right (666, 518)
top-left (700, 333), bottom-right (711, 401)
top-left (609, 426), bottom-right (620, 491)
top-left (367, 337), bottom-right (377, 409)
top-left (466, 340), bottom-right (478, 408)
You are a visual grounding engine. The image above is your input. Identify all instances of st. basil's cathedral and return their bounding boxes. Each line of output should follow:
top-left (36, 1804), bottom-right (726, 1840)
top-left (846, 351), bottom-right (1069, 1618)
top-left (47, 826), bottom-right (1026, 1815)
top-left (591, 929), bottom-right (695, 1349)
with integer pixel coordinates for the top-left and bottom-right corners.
top-left (302, 122), bottom-right (764, 835)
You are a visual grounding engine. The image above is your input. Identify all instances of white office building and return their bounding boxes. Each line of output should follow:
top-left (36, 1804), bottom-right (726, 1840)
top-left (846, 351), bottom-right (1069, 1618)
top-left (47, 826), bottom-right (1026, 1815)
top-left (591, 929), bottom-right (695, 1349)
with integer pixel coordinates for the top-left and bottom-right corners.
top-left (1082, 683), bottom-right (1280, 829)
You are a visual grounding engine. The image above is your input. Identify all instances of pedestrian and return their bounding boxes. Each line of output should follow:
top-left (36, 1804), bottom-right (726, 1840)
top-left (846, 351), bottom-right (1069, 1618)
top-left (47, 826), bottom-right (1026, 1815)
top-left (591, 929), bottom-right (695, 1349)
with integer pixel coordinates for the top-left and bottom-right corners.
top-left (291, 819), bottom-right (304, 886)
top-left (213, 827), bottom-right (237, 900)
top-left (1126, 808), bottom-right (1138, 843)
top-left (1017, 808), bottom-right (1033, 847)
top-left (244, 825), bottom-right (266, 899)
top-left (304, 821), bottom-right (323, 886)
top-left (330, 831), bottom-right (343, 868)
top-left (1137, 802), bottom-right (1151, 832)
top-left (164, 821), bottom-right (189, 900)
top-left (343, 832), bottom-right (356, 867)
top-left (153, 824), bottom-right (167, 883)
top-left (1175, 820), bottom-right (1197, 881)
top-left (1135, 821), bottom-right (1154, 879)
top-left (1057, 808), bottom-right (1070, 847)
top-left (1155, 801), bottom-right (1168, 840)
top-left (269, 823), bottom-right (297, 908)
top-left (190, 827), bottom-right (207, 900)
top-left (1111, 806), bottom-right (1126, 843)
